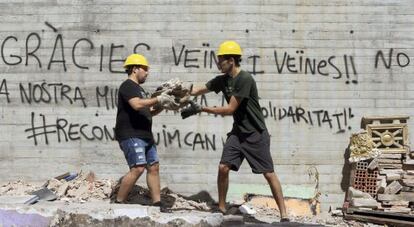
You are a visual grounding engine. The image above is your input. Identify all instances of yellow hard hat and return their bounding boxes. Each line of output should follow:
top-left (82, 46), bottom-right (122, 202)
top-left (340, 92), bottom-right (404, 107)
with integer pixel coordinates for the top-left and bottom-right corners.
top-left (217, 41), bottom-right (242, 56)
top-left (123, 54), bottom-right (149, 68)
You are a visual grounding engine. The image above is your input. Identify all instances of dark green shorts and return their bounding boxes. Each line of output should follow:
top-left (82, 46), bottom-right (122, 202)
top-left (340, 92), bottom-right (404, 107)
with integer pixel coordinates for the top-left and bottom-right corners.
top-left (221, 130), bottom-right (274, 174)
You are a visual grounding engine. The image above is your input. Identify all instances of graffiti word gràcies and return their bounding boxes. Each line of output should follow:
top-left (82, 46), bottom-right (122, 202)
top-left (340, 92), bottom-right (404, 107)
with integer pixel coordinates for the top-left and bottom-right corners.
top-left (1, 31), bottom-right (150, 73)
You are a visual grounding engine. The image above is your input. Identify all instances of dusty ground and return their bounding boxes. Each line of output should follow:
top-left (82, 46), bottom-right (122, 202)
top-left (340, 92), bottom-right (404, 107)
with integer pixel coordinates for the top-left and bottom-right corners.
top-left (0, 172), bottom-right (385, 226)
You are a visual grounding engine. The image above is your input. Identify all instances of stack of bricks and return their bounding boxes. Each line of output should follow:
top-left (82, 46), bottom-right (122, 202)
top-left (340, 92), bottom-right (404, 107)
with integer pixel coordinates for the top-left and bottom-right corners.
top-left (356, 116), bottom-right (414, 214)
top-left (352, 160), bottom-right (379, 198)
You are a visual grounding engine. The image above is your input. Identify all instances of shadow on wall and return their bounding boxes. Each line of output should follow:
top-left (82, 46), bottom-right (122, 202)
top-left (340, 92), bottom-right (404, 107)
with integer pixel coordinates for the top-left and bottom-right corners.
top-left (340, 146), bottom-right (351, 192)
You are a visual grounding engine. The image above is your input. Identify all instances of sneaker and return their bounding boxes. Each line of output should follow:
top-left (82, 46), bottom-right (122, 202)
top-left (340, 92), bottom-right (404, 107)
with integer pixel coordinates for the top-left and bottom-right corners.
top-left (152, 201), bottom-right (172, 213)
top-left (280, 217), bottom-right (290, 222)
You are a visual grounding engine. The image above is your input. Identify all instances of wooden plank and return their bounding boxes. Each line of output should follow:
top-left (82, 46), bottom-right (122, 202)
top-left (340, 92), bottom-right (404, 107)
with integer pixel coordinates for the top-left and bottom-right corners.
top-left (379, 154), bottom-right (402, 159)
top-left (378, 192), bottom-right (414, 202)
top-left (380, 169), bottom-right (404, 175)
top-left (383, 207), bottom-right (411, 214)
top-left (360, 115), bottom-right (409, 129)
top-left (386, 173), bottom-right (402, 181)
top-left (380, 164), bottom-right (403, 169)
top-left (378, 159), bottom-right (403, 164)
top-left (346, 207), bottom-right (414, 226)
top-left (382, 200), bottom-right (409, 206)
top-left (400, 192), bottom-right (414, 201)
top-left (401, 179), bottom-right (414, 187)
top-left (345, 213), bottom-right (414, 227)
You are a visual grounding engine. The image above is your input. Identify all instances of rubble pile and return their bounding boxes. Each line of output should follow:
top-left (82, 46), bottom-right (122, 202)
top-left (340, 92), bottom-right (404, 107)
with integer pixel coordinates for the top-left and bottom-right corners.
top-left (126, 186), bottom-right (212, 211)
top-left (349, 131), bottom-right (380, 163)
top-left (151, 77), bottom-right (191, 110)
top-left (0, 171), bottom-right (212, 211)
top-left (46, 171), bottom-right (114, 202)
top-left (345, 116), bottom-right (414, 222)
top-left (166, 192), bottom-right (210, 211)
top-left (0, 180), bottom-right (39, 196)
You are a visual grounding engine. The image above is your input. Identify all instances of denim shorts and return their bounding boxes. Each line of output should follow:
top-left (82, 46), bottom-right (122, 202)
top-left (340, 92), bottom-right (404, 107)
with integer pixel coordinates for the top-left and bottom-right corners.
top-left (119, 138), bottom-right (159, 168)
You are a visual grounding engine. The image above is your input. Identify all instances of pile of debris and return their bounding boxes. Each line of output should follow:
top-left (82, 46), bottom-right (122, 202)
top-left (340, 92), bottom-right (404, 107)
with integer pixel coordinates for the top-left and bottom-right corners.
top-left (0, 171), bottom-right (213, 211)
top-left (344, 116), bottom-right (414, 225)
top-left (0, 180), bottom-right (39, 196)
top-left (0, 171), bottom-right (115, 204)
top-left (46, 171), bottom-right (114, 203)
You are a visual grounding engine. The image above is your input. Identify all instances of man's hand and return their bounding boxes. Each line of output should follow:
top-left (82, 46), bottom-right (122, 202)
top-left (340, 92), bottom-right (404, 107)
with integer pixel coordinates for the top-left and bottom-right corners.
top-left (181, 100), bottom-right (202, 119)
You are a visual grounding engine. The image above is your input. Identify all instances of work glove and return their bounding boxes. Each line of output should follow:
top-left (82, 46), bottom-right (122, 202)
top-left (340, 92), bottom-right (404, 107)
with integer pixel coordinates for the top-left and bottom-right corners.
top-left (180, 100), bottom-right (202, 119)
top-left (152, 102), bottom-right (164, 111)
top-left (156, 89), bottom-right (180, 110)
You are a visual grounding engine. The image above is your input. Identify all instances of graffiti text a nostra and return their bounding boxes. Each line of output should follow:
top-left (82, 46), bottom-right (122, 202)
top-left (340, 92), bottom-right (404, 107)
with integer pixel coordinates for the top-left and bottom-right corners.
top-left (0, 79), bottom-right (10, 103)
top-left (19, 82), bottom-right (87, 108)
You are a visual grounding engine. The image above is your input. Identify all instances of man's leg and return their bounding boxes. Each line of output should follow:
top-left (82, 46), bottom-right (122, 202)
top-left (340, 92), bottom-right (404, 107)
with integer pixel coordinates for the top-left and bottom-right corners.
top-left (263, 172), bottom-right (288, 218)
top-left (146, 163), bottom-right (161, 203)
top-left (116, 165), bottom-right (146, 203)
top-left (217, 163), bottom-right (231, 212)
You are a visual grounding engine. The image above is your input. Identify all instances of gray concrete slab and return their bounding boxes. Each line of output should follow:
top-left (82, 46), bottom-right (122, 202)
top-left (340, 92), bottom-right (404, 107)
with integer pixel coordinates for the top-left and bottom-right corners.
top-left (0, 197), bottom-right (330, 226)
top-left (0, 200), bottom-right (224, 226)
top-left (0, 195), bottom-right (36, 204)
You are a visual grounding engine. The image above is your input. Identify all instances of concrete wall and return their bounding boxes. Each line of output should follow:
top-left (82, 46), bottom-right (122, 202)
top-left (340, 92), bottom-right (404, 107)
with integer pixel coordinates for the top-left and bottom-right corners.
top-left (1, 0), bottom-right (413, 210)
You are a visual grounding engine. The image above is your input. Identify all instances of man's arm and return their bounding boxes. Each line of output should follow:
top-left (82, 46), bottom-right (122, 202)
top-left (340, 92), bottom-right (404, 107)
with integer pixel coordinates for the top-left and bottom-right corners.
top-left (190, 85), bottom-right (210, 96)
top-left (202, 96), bottom-right (241, 116)
top-left (128, 97), bottom-right (158, 111)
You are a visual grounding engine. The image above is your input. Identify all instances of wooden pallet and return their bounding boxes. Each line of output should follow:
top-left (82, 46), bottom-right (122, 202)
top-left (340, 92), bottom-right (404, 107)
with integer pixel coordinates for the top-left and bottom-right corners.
top-left (361, 116), bottom-right (409, 129)
top-left (345, 208), bottom-right (414, 227)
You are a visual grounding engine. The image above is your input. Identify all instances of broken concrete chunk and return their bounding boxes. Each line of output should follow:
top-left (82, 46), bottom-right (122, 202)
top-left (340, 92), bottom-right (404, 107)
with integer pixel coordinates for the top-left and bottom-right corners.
top-left (403, 173), bottom-right (414, 179)
top-left (405, 170), bottom-right (414, 175)
top-left (47, 179), bottom-right (63, 192)
top-left (403, 158), bottom-right (414, 165)
top-left (401, 179), bottom-right (414, 187)
top-left (377, 178), bottom-right (387, 194)
top-left (378, 192), bottom-right (414, 202)
top-left (367, 158), bottom-right (379, 170)
top-left (384, 180), bottom-right (403, 194)
top-left (348, 187), bottom-right (373, 200)
top-left (386, 173), bottom-right (402, 181)
top-left (350, 198), bottom-right (379, 208)
top-left (56, 182), bottom-right (69, 198)
top-left (380, 169), bottom-right (404, 175)
top-left (382, 200), bottom-right (409, 206)
top-left (85, 171), bottom-right (96, 183)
